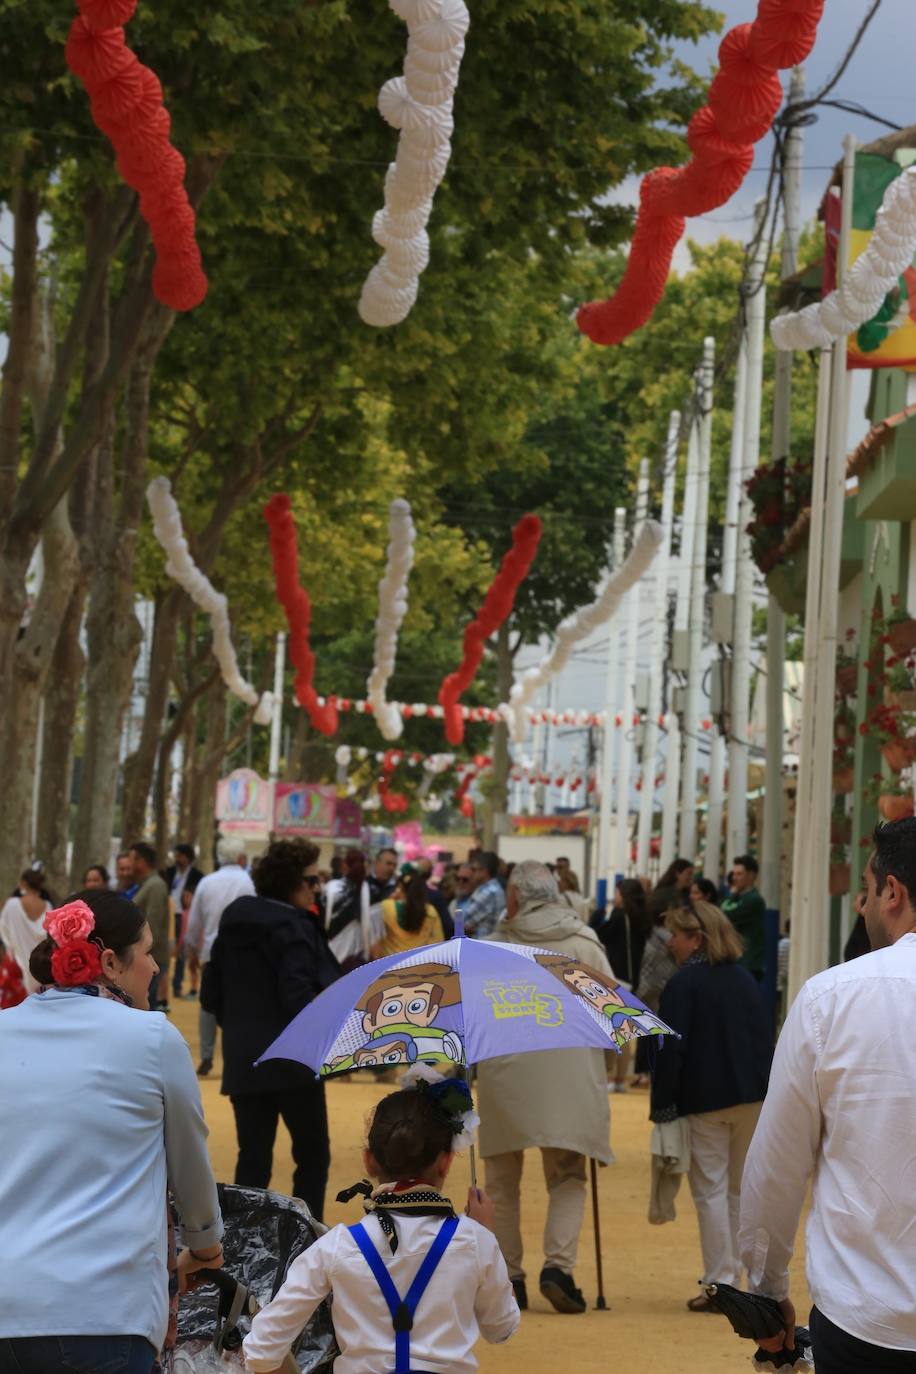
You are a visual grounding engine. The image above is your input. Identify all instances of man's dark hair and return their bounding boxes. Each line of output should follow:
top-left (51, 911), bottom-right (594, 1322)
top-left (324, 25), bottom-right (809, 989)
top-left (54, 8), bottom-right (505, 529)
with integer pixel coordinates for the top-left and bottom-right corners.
top-left (130, 841), bottom-right (157, 870)
top-left (475, 851), bottom-right (499, 879)
top-left (872, 819), bottom-right (916, 908)
top-left (254, 839), bottom-right (321, 903)
top-left (376, 846), bottom-right (397, 861)
top-left (175, 843), bottom-right (195, 862)
top-left (733, 854), bottom-right (759, 875)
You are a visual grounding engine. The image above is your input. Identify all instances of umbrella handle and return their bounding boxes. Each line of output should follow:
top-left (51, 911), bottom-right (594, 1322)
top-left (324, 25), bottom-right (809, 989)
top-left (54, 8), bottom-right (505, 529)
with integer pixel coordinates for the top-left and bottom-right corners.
top-left (469, 1143), bottom-right (478, 1190)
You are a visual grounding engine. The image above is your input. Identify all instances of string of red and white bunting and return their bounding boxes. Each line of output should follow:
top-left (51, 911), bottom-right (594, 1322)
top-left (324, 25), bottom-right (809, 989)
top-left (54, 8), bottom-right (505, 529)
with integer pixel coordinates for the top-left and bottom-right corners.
top-left (308, 696), bottom-right (714, 732)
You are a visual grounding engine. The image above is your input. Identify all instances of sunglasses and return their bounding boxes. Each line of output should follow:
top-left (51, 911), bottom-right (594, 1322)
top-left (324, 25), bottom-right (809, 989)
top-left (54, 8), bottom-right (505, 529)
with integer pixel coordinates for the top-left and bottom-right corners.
top-left (304, 874), bottom-right (322, 888)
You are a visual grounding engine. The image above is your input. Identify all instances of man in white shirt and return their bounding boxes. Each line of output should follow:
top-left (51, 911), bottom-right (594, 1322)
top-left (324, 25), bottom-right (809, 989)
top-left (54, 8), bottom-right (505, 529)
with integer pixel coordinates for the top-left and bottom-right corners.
top-left (187, 836), bottom-right (254, 1077)
top-left (739, 817), bottom-right (916, 1372)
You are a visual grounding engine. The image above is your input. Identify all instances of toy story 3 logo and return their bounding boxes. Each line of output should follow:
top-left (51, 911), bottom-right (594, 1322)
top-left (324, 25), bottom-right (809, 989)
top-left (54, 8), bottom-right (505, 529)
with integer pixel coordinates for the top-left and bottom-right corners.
top-left (323, 963), bottom-right (464, 1074)
top-left (482, 979), bottom-right (564, 1028)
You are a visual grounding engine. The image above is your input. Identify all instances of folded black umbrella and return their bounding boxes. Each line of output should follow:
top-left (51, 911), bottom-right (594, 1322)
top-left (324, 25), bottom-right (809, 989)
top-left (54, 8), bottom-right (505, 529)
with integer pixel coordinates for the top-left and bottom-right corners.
top-left (704, 1284), bottom-right (814, 1371)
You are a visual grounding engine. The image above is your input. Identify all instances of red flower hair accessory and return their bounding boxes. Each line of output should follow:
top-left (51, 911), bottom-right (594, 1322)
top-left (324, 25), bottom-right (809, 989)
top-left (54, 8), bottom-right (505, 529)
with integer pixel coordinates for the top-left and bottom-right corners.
top-left (44, 900), bottom-right (95, 947)
top-left (44, 900), bottom-right (104, 987)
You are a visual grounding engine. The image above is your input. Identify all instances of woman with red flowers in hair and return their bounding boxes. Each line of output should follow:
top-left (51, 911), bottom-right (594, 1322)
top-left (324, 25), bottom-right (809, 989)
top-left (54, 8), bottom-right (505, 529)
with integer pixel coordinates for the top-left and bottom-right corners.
top-left (0, 889), bottom-right (224, 1374)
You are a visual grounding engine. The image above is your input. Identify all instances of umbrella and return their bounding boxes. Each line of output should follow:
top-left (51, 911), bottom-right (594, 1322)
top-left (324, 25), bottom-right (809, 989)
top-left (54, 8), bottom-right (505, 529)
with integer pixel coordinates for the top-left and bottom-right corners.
top-left (703, 1284), bottom-right (814, 1371)
top-left (257, 937), bottom-right (674, 1078)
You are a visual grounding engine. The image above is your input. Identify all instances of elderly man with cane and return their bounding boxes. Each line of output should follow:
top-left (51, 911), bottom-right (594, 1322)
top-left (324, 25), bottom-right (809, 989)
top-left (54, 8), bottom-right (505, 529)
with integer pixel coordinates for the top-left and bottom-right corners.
top-left (737, 817), bottom-right (916, 1372)
top-left (477, 860), bottom-right (614, 1315)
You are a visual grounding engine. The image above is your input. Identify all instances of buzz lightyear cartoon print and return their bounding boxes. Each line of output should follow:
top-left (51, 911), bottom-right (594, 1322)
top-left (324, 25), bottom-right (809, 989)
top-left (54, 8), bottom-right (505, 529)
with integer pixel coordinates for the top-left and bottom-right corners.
top-left (534, 952), bottom-right (669, 1048)
top-left (323, 963), bottom-right (464, 1074)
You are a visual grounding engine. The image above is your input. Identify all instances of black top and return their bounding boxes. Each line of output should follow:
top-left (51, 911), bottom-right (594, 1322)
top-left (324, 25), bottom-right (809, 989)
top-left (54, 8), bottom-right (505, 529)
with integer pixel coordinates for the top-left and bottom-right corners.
top-left (843, 913), bottom-right (871, 962)
top-left (367, 874), bottom-right (396, 905)
top-left (201, 894), bottom-right (340, 1096)
top-left (597, 911), bottom-right (647, 989)
top-left (650, 957), bottom-right (773, 1121)
top-left (423, 882), bottom-right (454, 940)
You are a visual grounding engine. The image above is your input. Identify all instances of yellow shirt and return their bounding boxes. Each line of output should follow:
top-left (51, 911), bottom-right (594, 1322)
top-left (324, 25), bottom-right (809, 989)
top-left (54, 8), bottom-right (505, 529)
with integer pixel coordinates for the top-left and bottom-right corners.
top-left (378, 898), bottom-right (444, 956)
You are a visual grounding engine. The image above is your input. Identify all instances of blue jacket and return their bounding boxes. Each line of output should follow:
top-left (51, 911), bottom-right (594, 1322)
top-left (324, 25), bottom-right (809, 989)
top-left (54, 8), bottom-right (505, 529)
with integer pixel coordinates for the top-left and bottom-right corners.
top-left (650, 958), bottom-right (773, 1120)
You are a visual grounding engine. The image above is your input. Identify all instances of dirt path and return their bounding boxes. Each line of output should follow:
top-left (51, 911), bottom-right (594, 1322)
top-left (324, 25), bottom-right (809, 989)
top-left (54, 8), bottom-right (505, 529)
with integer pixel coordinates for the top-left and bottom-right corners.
top-left (175, 998), bottom-right (809, 1373)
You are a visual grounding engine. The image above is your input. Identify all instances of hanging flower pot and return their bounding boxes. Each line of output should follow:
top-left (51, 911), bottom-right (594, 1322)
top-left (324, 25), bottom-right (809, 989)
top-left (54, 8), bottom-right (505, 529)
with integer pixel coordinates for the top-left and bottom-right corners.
top-left (829, 863), bottom-right (851, 898)
top-left (881, 738), bottom-right (916, 772)
top-left (885, 687), bottom-right (916, 712)
top-left (889, 619), bottom-right (916, 655)
top-left (832, 767), bottom-right (854, 795)
top-left (830, 815), bottom-right (852, 845)
top-left (879, 793), bottom-right (915, 822)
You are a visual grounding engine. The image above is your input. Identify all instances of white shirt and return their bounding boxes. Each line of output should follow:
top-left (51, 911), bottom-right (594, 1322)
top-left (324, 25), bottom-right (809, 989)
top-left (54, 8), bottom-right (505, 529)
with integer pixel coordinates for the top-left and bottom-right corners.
top-left (739, 932), bottom-right (916, 1351)
top-left (243, 1211), bottom-right (519, 1374)
top-left (0, 896), bottom-right (50, 994)
top-left (186, 865), bottom-right (254, 963)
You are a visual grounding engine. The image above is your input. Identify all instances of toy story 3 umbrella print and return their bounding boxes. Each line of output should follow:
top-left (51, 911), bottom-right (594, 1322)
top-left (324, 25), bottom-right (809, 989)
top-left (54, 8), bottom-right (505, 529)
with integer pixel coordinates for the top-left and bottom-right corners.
top-left (257, 938), bottom-right (676, 1080)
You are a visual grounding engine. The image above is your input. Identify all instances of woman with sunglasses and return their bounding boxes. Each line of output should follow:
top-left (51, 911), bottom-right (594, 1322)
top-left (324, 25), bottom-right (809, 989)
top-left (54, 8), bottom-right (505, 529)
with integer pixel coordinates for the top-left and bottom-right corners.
top-left (202, 839), bottom-right (341, 1220)
top-left (650, 901), bottom-right (773, 1312)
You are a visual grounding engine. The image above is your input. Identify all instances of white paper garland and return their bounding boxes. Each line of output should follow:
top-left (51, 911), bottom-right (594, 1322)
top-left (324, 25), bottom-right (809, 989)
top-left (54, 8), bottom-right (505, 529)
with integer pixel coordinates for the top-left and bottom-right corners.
top-left (772, 165), bottom-right (916, 352)
top-left (358, 0), bottom-right (469, 327)
top-left (503, 522), bottom-right (665, 743)
top-left (146, 477), bottom-right (274, 725)
top-left (366, 499), bottom-right (417, 739)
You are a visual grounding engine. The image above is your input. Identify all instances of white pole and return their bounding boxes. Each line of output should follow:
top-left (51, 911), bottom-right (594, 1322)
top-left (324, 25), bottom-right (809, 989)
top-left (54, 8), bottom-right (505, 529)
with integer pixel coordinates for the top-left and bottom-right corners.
top-left (705, 733), bottom-right (726, 886)
top-left (788, 346), bottom-right (834, 1000)
top-left (674, 419), bottom-right (698, 638)
top-left (636, 412), bottom-right (680, 875)
top-left (614, 463), bottom-right (650, 877)
top-left (763, 67), bottom-right (805, 910)
top-left (268, 631), bottom-right (286, 784)
top-left (679, 340), bottom-right (715, 859)
top-left (789, 135), bottom-right (856, 1003)
top-left (728, 201), bottom-right (768, 862)
top-left (598, 510), bottom-right (626, 888)
top-left (660, 713), bottom-right (681, 871)
top-left (721, 338), bottom-right (748, 597)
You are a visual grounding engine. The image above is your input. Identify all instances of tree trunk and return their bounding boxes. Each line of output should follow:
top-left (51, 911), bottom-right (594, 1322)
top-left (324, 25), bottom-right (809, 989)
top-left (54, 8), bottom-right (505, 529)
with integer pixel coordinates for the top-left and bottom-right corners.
top-left (35, 584), bottom-right (87, 895)
top-left (482, 621), bottom-right (515, 849)
top-left (153, 663), bottom-right (220, 857)
top-left (189, 676), bottom-right (228, 864)
top-left (0, 498), bottom-right (80, 888)
top-left (70, 333), bottom-right (169, 878)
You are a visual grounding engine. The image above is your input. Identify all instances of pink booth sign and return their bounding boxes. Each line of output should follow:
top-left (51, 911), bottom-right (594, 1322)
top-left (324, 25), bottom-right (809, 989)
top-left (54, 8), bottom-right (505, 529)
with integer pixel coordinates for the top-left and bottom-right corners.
top-left (216, 769), bottom-right (272, 832)
top-left (273, 783), bottom-right (337, 837)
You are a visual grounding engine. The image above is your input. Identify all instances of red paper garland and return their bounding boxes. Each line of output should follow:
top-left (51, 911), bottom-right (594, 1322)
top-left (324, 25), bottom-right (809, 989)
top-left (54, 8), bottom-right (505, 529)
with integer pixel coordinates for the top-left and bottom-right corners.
top-left (438, 514), bottom-right (543, 747)
top-left (64, 0), bottom-right (207, 312)
top-left (263, 494), bottom-right (339, 737)
top-left (577, 0), bottom-right (825, 346)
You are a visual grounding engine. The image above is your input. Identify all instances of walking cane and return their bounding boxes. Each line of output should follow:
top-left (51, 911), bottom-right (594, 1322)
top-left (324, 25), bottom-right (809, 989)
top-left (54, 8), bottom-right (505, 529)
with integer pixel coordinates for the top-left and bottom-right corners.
top-left (590, 1159), bottom-right (608, 1311)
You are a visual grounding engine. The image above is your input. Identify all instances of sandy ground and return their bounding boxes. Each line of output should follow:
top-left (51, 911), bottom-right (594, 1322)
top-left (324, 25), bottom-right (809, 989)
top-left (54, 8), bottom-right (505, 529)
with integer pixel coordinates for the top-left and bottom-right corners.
top-left (173, 997), bottom-right (810, 1374)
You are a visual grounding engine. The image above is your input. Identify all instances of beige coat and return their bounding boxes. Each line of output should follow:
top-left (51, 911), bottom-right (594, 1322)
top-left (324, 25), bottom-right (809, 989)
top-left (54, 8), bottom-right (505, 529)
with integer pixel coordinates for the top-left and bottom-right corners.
top-left (476, 900), bottom-right (614, 1163)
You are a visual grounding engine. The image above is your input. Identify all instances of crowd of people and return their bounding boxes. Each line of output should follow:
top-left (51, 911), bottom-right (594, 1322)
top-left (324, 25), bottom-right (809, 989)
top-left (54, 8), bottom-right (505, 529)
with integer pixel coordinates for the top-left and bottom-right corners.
top-left (0, 820), bottom-right (914, 1374)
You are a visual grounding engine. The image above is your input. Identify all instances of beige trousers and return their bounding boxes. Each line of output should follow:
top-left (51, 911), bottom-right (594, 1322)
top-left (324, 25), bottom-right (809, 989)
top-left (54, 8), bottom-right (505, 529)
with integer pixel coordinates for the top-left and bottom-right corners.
top-left (485, 1148), bottom-right (587, 1281)
top-left (687, 1101), bottom-right (762, 1285)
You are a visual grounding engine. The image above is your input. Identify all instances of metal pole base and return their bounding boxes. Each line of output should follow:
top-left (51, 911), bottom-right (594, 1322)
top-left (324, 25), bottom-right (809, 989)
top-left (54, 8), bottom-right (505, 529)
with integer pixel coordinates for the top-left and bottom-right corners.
top-left (595, 1295), bottom-right (609, 1311)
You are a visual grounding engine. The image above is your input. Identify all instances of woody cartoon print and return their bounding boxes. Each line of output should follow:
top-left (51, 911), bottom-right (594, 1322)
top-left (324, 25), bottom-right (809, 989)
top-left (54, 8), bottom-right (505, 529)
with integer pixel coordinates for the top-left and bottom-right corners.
top-left (324, 963), bottom-right (464, 1074)
top-left (533, 953), bottom-right (670, 1049)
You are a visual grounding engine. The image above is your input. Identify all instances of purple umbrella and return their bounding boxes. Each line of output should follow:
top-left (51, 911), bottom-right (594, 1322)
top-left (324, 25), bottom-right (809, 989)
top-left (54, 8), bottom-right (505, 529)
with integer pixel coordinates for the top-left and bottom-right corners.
top-left (258, 937), bottom-right (674, 1078)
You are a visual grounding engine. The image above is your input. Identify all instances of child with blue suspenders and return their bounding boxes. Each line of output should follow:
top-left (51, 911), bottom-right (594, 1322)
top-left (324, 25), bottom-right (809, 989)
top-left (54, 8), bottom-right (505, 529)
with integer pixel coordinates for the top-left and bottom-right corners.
top-left (243, 1076), bottom-right (519, 1374)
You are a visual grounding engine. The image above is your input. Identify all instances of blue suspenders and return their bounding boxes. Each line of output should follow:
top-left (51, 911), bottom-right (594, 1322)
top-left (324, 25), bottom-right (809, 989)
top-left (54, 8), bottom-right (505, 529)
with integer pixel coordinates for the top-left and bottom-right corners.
top-left (349, 1215), bottom-right (460, 1374)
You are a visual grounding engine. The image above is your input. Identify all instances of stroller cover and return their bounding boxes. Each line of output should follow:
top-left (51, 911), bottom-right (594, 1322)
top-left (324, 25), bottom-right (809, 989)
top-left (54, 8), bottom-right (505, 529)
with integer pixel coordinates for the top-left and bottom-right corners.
top-left (168, 1183), bottom-right (337, 1372)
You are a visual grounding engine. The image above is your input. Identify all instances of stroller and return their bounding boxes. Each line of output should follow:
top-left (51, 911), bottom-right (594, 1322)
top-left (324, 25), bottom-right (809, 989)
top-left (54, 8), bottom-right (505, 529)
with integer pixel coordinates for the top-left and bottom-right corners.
top-left (167, 1184), bottom-right (338, 1373)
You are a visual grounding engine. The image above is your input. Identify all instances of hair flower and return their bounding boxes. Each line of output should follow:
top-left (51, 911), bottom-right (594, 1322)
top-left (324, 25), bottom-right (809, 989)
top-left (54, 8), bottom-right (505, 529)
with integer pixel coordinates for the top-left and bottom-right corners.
top-left (401, 1064), bottom-right (479, 1152)
top-left (44, 900), bottom-right (96, 947)
top-left (50, 939), bottom-right (103, 988)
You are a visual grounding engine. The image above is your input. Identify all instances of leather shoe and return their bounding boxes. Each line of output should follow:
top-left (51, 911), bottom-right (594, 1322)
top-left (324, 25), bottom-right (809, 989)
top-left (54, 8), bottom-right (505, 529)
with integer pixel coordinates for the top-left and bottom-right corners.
top-left (539, 1267), bottom-right (586, 1314)
top-left (511, 1277), bottom-right (528, 1311)
top-left (197, 1058), bottom-right (213, 1078)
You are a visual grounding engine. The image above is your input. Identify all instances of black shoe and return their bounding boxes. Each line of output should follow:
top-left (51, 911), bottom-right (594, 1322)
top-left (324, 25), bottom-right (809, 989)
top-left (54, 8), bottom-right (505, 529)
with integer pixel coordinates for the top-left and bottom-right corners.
top-left (197, 1059), bottom-right (213, 1078)
top-left (511, 1277), bottom-right (528, 1311)
top-left (539, 1267), bottom-right (587, 1314)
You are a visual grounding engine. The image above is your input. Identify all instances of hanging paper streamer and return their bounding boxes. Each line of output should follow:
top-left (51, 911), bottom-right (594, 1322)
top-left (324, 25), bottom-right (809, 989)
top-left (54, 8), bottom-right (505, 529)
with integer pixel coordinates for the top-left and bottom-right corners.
top-left (577, 0), bottom-right (825, 346)
top-left (505, 522), bottom-right (664, 742)
top-left (263, 494), bottom-right (338, 737)
top-left (366, 499), bottom-right (417, 739)
top-left (438, 514), bottom-right (542, 747)
top-left (146, 478), bottom-right (273, 724)
top-left (358, 0), bottom-right (469, 326)
top-left (772, 163), bottom-right (916, 353)
top-left (64, 0), bottom-right (207, 312)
